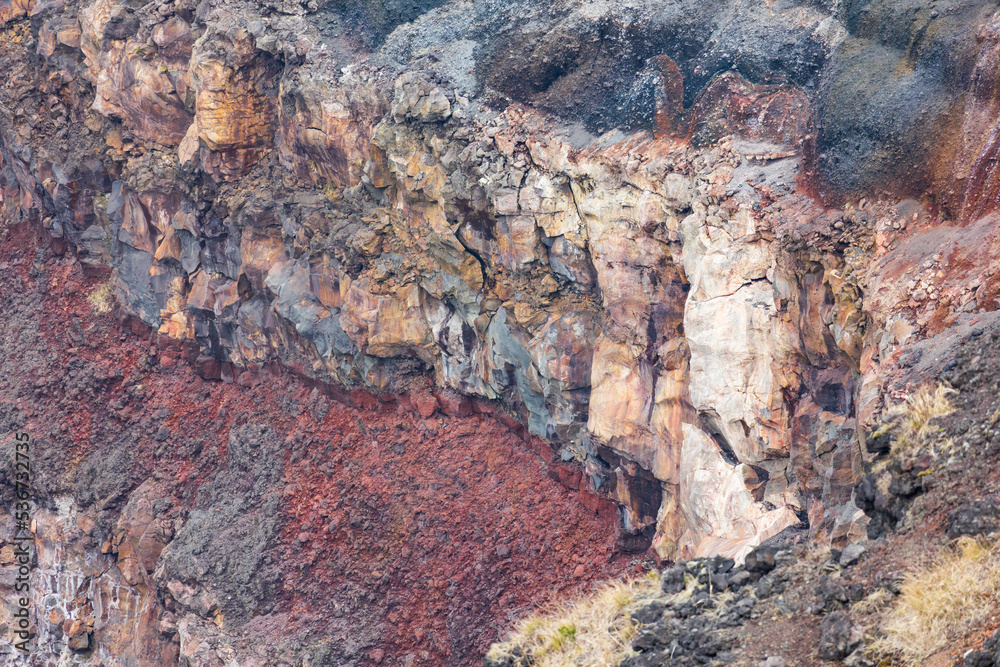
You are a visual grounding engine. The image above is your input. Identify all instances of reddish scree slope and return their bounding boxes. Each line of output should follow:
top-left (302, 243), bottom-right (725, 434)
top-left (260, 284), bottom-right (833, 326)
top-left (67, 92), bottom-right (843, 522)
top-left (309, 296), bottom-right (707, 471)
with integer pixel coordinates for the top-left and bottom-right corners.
top-left (0, 221), bottom-right (639, 664)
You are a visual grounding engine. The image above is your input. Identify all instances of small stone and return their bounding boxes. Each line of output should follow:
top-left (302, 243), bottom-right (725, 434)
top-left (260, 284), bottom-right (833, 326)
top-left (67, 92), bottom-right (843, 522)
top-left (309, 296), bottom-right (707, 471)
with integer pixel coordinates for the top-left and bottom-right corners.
top-left (839, 543), bottom-right (866, 567)
top-left (844, 648), bottom-right (874, 667)
top-left (67, 632), bottom-right (89, 652)
top-left (661, 565), bottom-right (686, 594)
top-left (712, 556), bottom-right (735, 574)
top-left (630, 600), bottom-right (665, 624)
top-left (946, 499), bottom-right (1000, 538)
top-left (573, 564), bottom-right (585, 578)
top-left (728, 570), bottom-right (751, 589)
top-left (744, 545), bottom-right (777, 573)
top-left (64, 619), bottom-right (87, 638)
top-left (496, 545), bottom-right (510, 559)
top-left (413, 393), bottom-right (438, 419)
top-left (763, 657), bottom-right (786, 667)
top-left (849, 582), bottom-right (865, 602)
top-left (818, 612), bottom-right (863, 660)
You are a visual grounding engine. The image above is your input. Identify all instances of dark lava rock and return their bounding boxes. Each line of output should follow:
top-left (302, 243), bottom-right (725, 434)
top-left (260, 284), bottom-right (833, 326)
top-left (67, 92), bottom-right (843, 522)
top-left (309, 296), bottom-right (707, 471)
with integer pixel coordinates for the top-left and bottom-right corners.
top-left (816, 576), bottom-right (849, 612)
top-left (711, 556), bottom-right (736, 574)
top-left (733, 597), bottom-right (755, 618)
top-left (483, 645), bottom-right (529, 667)
top-left (946, 498), bottom-right (1000, 538)
top-left (816, 0), bottom-right (997, 204)
top-left (839, 543), bottom-right (866, 567)
top-left (631, 600), bottom-right (666, 625)
top-left (662, 564), bottom-right (686, 594)
top-left (963, 628), bottom-right (1000, 667)
top-left (632, 618), bottom-right (679, 652)
top-left (818, 612), bottom-right (861, 661)
top-left (728, 569), bottom-right (751, 589)
top-left (621, 649), bottom-right (674, 667)
top-left (756, 576), bottom-right (775, 599)
top-left (103, 12), bottom-right (140, 41)
top-left (864, 429), bottom-right (891, 455)
top-left (623, 558), bottom-right (752, 666)
top-left (744, 545), bottom-right (778, 573)
top-left (854, 473), bottom-right (906, 539)
top-left (964, 651), bottom-right (995, 667)
top-left (887, 463), bottom-right (928, 498)
top-left (983, 628), bottom-right (1000, 654)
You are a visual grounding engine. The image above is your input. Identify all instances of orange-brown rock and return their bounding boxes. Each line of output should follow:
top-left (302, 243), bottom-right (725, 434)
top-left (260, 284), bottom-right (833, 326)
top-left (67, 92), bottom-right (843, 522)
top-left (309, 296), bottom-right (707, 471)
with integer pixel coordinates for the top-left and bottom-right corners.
top-left (0, 0), bottom-right (32, 25)
top-left (189, 33), bottom-right (280, 180)
top-left (278, 72), bottom-right (385, 188)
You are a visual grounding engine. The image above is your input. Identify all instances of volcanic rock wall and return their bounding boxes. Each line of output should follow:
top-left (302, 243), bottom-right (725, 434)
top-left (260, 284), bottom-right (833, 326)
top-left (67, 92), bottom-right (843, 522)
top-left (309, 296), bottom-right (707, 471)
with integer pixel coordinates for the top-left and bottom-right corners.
top-left (5, 0), bottom-right (1000, 664)
top-left (0, 220), bottom-right (635, 665)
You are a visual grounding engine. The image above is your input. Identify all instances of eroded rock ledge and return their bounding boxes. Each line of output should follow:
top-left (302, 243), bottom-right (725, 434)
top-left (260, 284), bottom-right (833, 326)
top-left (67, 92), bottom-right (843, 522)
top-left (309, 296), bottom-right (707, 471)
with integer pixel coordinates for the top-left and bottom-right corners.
top-left (4, 0), bottom-right (1000, 663)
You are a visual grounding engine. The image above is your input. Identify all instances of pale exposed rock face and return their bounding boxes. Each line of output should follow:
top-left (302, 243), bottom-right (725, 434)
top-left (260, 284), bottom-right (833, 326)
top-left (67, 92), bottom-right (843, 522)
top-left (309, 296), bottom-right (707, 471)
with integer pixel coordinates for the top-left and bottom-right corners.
top-left (5, 0), bottom-right (1000, 661)
top-left (677, 425), bottom-right (800, 562)
top-left (0, 495), bottom-right (179, 665)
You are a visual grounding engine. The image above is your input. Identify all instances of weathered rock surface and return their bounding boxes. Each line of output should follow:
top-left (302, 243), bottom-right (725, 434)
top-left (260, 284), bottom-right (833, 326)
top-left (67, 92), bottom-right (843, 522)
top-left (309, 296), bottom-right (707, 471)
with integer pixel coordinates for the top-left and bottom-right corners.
top-left (0, 224), bottom-right (631, 665)
top-left (4, 0), bottom-right (1000, 663)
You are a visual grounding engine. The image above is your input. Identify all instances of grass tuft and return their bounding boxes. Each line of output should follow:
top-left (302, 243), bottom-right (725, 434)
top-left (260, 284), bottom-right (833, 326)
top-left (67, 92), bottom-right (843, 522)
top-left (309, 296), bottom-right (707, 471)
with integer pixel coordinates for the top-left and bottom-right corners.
top-left (87, 280), bottom-right (115, 315)
top-left (852, 587), bottom-right (893, 615)
top-left (485, 573), bottom-right (661, 667)
top-left (869, 537), bottom-right (1000, 666)
top-left (884, 383), bottom-right (956, 458)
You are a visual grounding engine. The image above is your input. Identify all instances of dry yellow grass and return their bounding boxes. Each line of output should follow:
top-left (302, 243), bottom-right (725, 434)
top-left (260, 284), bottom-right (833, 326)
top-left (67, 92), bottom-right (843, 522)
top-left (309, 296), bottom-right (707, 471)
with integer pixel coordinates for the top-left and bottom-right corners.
top-left (87, 280), bottom-right (115, 315)
top-left (852, 587), bottom-right (893, 615)
top-left (485, 573), bottom-right (662, 667)
top-left (882, 383), bottom-right (956, 458)
top-left (869, 537), bottom-right (1000, 666)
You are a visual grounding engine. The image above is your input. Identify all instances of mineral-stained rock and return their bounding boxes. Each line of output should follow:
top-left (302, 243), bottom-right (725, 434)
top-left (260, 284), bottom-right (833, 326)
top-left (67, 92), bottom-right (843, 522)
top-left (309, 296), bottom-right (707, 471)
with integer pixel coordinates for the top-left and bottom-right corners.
top-left (189, 33), bottom-right (281, 180)
top-left (8, 0), bottom-right (1000, 660)
top-left (81, 0), bottom-right (193, 147)
top-left (113, 481), bottom-right (175, 587)
top-left (278, 70), bottom-right (385, 189)
top-left (341, 279), bottom-right (437, 362)
top-left (0, 0), bottom-right (33, 24)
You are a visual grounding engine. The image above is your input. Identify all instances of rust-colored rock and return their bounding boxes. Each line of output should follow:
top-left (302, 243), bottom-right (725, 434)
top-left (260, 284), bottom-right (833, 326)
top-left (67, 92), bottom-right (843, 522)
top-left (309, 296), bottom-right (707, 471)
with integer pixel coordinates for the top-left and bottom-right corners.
top-left (7, 0), bottom-right (1000, 662)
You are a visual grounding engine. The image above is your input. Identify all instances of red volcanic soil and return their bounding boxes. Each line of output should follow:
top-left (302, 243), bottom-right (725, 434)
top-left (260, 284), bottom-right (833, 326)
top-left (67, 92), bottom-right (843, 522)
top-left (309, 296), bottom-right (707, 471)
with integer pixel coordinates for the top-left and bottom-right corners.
top-left (0, 221), bottom-right (639, 665)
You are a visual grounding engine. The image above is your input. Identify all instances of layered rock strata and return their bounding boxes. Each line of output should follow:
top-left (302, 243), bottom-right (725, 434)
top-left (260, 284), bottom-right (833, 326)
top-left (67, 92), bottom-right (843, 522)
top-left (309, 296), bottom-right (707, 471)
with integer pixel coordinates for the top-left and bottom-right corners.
top-left (4, 0), bottom-right (1000, 663)
top-left (0, 221), bottom-right (632, 665)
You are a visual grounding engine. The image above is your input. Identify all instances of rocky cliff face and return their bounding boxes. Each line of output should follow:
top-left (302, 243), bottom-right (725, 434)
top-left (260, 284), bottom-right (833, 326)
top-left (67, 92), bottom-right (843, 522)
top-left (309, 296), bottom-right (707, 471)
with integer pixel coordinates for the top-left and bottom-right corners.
top-left (4, 0), bottom-right (1000, 664)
